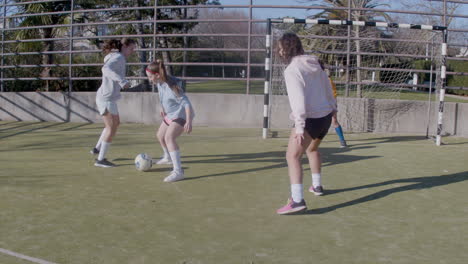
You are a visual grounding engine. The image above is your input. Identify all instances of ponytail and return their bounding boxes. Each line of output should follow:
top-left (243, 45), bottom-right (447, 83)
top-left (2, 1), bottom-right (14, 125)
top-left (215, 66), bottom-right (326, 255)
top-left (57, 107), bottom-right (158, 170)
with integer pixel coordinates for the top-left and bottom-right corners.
top-left (146, 59), bottom-right (181, 96)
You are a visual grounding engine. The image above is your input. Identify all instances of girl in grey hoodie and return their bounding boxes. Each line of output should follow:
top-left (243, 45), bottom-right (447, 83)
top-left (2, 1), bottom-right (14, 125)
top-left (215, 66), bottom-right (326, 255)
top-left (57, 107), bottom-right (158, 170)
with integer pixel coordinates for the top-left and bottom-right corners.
top-left (145, 60), bottom-right (194, 182)
top-left (92, 38), bottom-right (136, 168)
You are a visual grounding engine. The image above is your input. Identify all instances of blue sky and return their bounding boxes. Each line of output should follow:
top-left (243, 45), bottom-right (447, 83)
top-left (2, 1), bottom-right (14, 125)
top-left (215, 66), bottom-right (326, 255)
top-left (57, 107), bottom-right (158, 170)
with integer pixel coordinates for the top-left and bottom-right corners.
top-left (217, 0), bottom-right (467, 27)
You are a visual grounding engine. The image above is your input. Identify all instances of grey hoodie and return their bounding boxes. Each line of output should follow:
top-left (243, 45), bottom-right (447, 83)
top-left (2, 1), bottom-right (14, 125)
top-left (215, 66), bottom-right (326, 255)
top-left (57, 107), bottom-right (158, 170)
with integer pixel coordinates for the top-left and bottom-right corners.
top-left (96, 52), bottom-right (129, 102)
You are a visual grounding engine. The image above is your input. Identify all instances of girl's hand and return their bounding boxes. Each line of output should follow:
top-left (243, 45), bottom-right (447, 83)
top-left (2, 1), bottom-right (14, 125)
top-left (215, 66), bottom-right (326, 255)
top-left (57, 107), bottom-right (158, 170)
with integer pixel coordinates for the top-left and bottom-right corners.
top-left (294, 133), bottom-right (304, 145)
top-left (123, 83), bottom-right (130, 89)
top-left (184, 120), bottom-right (192, 134)
top-left (160, 110), bottom-right (166, 118)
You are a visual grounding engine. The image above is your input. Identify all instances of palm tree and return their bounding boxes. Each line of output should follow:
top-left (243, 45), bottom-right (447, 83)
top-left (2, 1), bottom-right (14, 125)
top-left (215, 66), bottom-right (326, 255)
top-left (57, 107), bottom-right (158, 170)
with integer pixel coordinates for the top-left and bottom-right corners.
top-left (13, 1), bottom-right (72, 91)
top-left (302, 0), bottom-right (391, 97)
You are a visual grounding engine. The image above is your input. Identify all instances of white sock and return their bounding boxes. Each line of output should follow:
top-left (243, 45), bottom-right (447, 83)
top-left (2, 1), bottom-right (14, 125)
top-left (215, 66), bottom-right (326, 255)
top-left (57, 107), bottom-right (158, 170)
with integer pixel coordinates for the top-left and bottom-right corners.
top-left (312, 173), bottom-right (322, 188)
top-left (162, 146), bottom-right (170, 159)
top-left (95, 128), bottom-right (107, 150)
top-left (291, 184), bottom-right (303, 203)
top-left (169, 150), bottom-right (182, 173)
top-left (98, 141), bottom-right (110, 161)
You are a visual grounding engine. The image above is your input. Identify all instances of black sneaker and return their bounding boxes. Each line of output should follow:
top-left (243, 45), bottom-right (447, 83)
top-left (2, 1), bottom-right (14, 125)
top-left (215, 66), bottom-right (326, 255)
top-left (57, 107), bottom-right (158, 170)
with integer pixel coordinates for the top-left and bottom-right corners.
top-left (340, 141), bottom-right (347, 148)
top-left (94, 158), bottom-right (116, 168)
top-left (90, 147), bottom-right (100, 155)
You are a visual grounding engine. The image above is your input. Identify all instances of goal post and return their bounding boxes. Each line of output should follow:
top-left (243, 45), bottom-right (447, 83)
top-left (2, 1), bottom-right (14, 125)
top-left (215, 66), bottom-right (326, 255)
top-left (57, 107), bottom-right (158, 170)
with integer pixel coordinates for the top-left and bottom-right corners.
top-left (263, 18), bottom-right (448, 146)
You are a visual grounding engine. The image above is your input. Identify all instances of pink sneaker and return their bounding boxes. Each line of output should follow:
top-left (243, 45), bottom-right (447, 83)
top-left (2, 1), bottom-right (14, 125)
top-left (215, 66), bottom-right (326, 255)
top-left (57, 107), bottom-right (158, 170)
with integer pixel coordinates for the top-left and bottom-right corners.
top-left (309, 185), bottom-right (324, 196)
top-left (276, 198), bottom-right (307, 215)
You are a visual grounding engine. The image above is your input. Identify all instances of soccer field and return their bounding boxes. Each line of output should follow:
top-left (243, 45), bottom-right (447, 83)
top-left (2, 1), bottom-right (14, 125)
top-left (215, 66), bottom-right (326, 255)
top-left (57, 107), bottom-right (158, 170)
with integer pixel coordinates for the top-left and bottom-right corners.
top-left (1, 121), bottom-right (467, 264)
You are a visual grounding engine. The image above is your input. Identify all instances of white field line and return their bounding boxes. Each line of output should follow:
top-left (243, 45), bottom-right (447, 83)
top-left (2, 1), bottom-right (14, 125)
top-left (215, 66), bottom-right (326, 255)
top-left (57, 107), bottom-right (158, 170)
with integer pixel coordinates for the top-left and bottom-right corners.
top-left (0, 248), bottom-right (58, 264)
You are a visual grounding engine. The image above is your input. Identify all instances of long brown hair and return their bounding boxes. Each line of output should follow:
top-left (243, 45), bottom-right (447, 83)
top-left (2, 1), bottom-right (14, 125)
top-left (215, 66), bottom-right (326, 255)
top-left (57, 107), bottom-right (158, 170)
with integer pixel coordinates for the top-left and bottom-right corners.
top-left (102, 38), bottom-right (136, 54)
top-left (276, 33), bottom-right (304, 64)
top-left (146, 59), bottom-right (182, 96)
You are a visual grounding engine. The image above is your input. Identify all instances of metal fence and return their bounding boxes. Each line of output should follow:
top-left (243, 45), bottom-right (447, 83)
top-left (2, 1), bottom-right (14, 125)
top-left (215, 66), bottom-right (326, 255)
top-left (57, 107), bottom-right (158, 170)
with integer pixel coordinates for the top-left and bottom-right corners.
top-left (0, 0), bottom-right (467, 93)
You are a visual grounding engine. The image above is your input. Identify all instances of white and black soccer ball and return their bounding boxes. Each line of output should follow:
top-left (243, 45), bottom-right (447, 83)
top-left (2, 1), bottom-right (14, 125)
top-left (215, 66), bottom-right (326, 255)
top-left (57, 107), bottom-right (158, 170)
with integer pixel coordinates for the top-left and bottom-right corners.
top-left (135, 153), bottom-right (152, 171)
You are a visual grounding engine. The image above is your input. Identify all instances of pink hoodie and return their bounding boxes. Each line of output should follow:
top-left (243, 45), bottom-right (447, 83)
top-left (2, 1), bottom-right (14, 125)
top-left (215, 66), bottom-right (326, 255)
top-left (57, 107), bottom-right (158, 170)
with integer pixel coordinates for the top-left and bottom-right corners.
top-left (284, 55), bottom-right (337, 134)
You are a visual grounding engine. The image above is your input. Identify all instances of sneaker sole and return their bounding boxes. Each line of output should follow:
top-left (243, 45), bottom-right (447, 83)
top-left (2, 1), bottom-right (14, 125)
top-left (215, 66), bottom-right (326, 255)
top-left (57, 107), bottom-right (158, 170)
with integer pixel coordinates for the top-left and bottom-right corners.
top-left (277, 206), bottom-right (307, 215)
top-left (156, 161), bottom-right (172, 165)
top-left (309, 190), bottom-right (324, 196)
top-left (152, 160), bottom-right (172, 165)
top-left (163, 177), bottom-right (184, 182)
top-left (309, 189), bottom-right (324, 196)
top-left (94, 163), bottom-right (114, 168)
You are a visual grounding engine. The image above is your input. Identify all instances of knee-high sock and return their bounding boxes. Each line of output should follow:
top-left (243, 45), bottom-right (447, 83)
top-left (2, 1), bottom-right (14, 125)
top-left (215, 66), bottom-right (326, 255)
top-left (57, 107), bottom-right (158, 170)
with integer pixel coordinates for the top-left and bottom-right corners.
top-left (162, 146), bottom-right (170, 159)
top-left (95, 128), bottom-right (107, 150)
top-left (98, 141), bottom-right (110, 161)
top-left (335, 125), bottom-right (346, 143)
top-left (169, 150), bottom-right (182, 173)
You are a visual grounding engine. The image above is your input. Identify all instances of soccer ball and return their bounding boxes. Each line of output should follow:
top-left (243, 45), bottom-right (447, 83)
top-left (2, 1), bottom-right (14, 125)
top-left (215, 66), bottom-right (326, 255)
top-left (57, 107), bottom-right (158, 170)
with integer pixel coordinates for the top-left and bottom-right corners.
top-left (135, 153), bottom-right (152, 171)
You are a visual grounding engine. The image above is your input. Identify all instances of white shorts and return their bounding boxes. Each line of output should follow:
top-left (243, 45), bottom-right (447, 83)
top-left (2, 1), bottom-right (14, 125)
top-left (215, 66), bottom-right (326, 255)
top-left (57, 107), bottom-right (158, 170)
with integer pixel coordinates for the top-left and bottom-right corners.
top-left (96, 99), bottom-right (119, 116)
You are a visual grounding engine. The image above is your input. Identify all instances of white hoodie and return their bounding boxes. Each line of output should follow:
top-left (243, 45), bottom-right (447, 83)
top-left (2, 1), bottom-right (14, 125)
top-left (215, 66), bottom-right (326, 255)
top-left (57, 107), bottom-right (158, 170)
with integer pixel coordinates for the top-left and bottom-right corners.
top-left (284, 55), bottom-right (337, 135)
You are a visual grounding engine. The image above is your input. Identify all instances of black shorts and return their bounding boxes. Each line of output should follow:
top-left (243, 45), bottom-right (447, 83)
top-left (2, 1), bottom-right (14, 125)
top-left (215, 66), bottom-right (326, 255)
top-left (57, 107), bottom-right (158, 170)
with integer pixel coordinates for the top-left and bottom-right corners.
top-left (303, 112), bottom-right (333, 140)
top-left (163, 116), bottom-right (186, 127)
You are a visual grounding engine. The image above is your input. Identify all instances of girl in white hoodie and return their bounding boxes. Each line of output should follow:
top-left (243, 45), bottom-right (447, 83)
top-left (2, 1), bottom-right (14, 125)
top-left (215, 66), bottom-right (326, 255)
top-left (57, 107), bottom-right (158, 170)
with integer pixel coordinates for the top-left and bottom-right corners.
top-left (276, 33), bottom-right (337, 215)
top-left (91, 38), bottom-right (136, 168)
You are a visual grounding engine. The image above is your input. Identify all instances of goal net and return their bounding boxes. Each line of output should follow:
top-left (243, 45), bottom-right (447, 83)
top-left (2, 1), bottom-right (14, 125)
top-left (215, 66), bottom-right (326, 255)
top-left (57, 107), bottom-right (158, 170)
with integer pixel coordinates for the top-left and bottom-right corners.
top-left (266, 19), bottom-right (444, 138)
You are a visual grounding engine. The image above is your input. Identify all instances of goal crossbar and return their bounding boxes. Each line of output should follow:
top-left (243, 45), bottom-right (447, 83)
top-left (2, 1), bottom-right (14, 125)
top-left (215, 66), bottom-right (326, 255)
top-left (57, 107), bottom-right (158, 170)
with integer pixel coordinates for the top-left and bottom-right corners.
top-left (263, 18), bottom-right (448, 146)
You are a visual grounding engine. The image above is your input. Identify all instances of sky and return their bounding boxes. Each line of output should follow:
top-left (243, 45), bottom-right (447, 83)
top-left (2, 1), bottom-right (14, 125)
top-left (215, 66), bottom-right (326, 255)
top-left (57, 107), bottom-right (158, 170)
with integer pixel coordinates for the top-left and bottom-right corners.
top-left (217, 0), bottom-right (467, 26)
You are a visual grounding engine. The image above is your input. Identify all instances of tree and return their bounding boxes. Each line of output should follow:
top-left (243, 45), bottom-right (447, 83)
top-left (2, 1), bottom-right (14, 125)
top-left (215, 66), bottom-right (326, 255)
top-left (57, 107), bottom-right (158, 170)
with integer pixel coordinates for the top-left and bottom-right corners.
top-left (189, 8), bottom-right (264, 78)
top-left (302, 0), bottom-right (391, 97)
top-left (94, 0), bottom-right (220, 89)
top-left (12, 0), bottom-right (103, 91)
top-left (398, 0), bottom-right (466, 52)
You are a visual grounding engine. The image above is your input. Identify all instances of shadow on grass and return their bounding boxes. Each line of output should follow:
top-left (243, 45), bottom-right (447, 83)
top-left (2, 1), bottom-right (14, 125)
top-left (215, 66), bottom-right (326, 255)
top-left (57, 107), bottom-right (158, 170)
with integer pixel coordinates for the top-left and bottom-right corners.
top-left (0, 121), bottom-right (41, 132)
top-left (346, 135), bottom-right (435, 146)
top-left (0, 122), bottom-right (65, 140)
top-left (303, 171), bottom-right (468, 215)
top-left (182, 147), bottom-right (380, 181)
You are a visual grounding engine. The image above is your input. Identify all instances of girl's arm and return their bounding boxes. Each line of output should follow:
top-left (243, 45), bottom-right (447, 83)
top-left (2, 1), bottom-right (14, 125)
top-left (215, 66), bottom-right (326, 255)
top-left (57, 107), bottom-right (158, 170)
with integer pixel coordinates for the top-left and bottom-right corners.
top-left (184, 105), bottom-right (192, 133)
top-left (284, 67), bottom-right (306, 136)
top-left (102, 55), bottom-right (129, 89)
top-left (158, 84), bottom-right (166, 117)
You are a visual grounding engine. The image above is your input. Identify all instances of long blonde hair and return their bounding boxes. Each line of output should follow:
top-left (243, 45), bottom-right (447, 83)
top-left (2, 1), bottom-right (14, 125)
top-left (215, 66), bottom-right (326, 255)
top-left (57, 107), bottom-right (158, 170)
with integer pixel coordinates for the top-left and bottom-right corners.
top-left (146, 59), bottom-right (181, 96)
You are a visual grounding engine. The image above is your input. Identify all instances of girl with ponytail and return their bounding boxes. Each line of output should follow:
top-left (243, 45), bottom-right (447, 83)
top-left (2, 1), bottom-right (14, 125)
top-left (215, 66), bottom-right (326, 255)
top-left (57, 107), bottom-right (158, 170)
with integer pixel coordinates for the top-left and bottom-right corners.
top-left (145, 59), bottom-right (194, 182)
top-left (91, 38), bottom-right (136, 168)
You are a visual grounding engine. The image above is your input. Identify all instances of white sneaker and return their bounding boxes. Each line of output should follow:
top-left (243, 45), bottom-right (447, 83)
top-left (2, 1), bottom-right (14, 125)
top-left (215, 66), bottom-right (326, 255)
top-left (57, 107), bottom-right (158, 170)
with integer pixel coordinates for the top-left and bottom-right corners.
top-left (163, 170), bottom-right (184, 182)
top-left (153, 157), bottom-right (172, 165)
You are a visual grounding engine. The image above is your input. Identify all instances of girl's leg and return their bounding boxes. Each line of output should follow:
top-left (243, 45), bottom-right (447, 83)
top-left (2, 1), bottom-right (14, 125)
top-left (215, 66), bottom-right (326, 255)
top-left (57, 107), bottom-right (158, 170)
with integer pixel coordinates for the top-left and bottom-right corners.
top-left (332, 112), bottom-right (347, 147)
top-left (277, 129), bottom-right (313, 214)
top-left (94, 127), bottom-right (107, 151)
top-left (305, 138), bottom-right (325, 195)
top-left (95, 113), bottom-right (118, 167)
top-left (155, 122), bottom-right (171, 164)
top-left (286, 129), bottom-right (313, 184)
top-left (163, 122), bottom-right (185, 182)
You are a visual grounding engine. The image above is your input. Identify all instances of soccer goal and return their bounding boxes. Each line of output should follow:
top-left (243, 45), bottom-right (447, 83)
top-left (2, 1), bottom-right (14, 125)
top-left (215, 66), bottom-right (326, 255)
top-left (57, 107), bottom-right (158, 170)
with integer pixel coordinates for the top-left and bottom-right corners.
top-left (263, 18), bottom-right (448, 146)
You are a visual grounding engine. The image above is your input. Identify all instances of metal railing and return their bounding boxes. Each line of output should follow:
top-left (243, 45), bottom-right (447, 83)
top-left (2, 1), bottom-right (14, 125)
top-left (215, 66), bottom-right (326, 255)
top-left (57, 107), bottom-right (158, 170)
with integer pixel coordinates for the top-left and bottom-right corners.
top-left (0, 0), bottom-right (466, 93)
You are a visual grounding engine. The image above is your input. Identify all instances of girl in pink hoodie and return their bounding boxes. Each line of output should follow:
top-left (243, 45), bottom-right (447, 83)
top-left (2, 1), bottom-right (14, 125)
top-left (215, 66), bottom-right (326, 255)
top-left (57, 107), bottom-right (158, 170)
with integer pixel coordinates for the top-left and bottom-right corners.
top-left (276, 33), bottom-right (337, 215)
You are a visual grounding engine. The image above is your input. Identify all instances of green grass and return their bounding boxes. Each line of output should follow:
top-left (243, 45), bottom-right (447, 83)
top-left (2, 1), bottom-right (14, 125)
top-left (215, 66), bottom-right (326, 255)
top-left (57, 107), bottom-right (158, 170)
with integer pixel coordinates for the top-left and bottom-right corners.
top-left (186, 81), bottom-right (468, 103)
top-left (1, 121), bottom-right (468, 264)
top-left (187, 80), bottom-right (265, 94)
